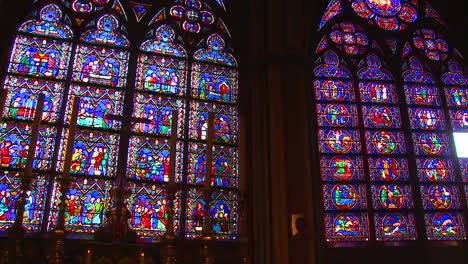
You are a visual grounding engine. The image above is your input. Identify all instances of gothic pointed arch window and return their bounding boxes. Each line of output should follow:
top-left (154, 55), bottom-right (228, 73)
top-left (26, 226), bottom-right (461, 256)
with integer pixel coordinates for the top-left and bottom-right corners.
top-left (0, 0), bottom-right (239, 244)
top-left (313, 0), bottom-right (468, 244)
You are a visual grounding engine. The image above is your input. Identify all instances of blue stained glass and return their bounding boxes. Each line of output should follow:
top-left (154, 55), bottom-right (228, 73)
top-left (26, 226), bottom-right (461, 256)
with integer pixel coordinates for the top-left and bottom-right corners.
top-left (371, 184), bottom-right (413, 210)
top-left (416, 158), bottom-right (455, 182)
top-left (317, 104), bottom-right (358, 127)
top-left (188, 143), bottom-right (238, 188)
top-left (420, 185), bottom-right (462, 210)
top-left (408, 108), bottom-right (445, 130)
top-left (185, 188), bottom-right (238, 240)
top-left (459, 159), bottom-right (468, 182)
top-left (404, 84), bottom-right (441, 106)
top-left (374, 213), bottom-right (417, 241)
top-left (359, 82), bottom-right (398, 103)
top-left (357, 54), bottom-right (393, 81)
top-left (319, 0), bottom-right (343, 30)
top-left (425, 212), bottom-right (466, 240)
top-left (140, 25), bottom-right (186, 57)
top-left (19, 4), bottom-right (73, 39)
top-left (365, 131), bottom-right (406, 155)
top-left (314, 80), bottom-right (355, 102)
top-left (319, 129), bottom-right (361, 154)
top-left (72, 45), bottom-right (129, 88)
top-left (127, 182), bottom-right (181, 238)
top-left (442, 60), bottom-right (467, 85)
top-left (403, 57), bottom-right (435, 83)
top-left (450, 110), bottom-right (468, 130)
top-left (412, 132), bottom-right (450, 156)
top-left (324, 212), bottom-right (369, 241)
top-left (191, 62), bottom-right (238, 103)
top-left (0, 172), bottom-right (48, 232)
top-left (314, 51), bottom-right (351, 78)
top-left (189, 101), bottom-right (238, 145)
top-left (446, 87), bottom-right (468, 107)
top-left (320, 156), bottom-right (365, 182)
top-left (362, 105), bottom-right (401, 128)
top-left (193, 34), bottom-right (237, 66)
top-left (65, 85), bottom-right (123, 130)
top-left (136, 55), bottom-right (187, 96)
top-left (127, 136), bottom-right (183, 183)
top-left (8, 36), bottom-right (71, 79)
top-left (81, 14), bottom-right (129, 47)
top-left (2, 76), bottom-right (64, 123)
top-left (57, 130), bottom-right (119, 177)
top-left (48, 178), bottom-right (112, 233)
top-left (132, 94), bottom-right (185, 137)
top-left (0, 123), bottom-right (56, 170)
top-left (368, 157), bottom-right (409, 182)
top-left (322, 184), bottom-right (367, 210)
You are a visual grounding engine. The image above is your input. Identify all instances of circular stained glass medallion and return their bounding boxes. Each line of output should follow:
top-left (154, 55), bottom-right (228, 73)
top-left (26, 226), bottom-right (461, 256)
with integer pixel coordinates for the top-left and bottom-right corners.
top-left (415, 108), bottom-right (439, 129)
top-left (432, 213), bottom-right (459, 237)
top-left (323, 80), bottom-right (347, 101)
top-left (365, 0), bottom-right (402, 17)
top-left (423, 158), bottom-right (448, 182)
top-left (376, 157), bottom-right (400, 181)
top-left (379, 185), bottom-right (404, 209)
top-left (428, 185), bottom-right (452, 210)
top-left (373, 131), bottom-right (397, 154)
top-left (333, 213), bottom-right (361, 237)
top-left (326, 130), bottom-right (353, 153)
top-left (382, 213), bottom-right (408, 237)
top-left (419, 133), bottom-right (442, 155)
top-left (330, 156), bottom-right (355, 181)
top-left (325, 105), bottom-right (350, 127)
top-left (370, 106), bottom-right (393, 128)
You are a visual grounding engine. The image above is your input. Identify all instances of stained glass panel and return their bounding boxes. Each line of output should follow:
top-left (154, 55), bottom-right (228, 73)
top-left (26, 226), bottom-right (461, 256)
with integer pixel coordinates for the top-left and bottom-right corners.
top-left (2, 76), bottom-right (64, 123)
top-left (322, 184), bottom-right (367, 210)
top-left (185, 188), bottom-right (238, 240)
top-left (8, 35), bottom-right (71, 79)
top-left (371, 184), bottom-right (413, 210)
top-left (80, 14), bottom-right (129, 47)
top-left (425, 212), bottom-right (466, 240)
top-left (319, 129), bottom-right (361, 154)
top-left (136, 54), bottom-right (186, 96)
top-left (319, 0), bottom-right (343, 29)
top-left (65, 85), bottom-right (123, 130)
top-left (189, 101), bottom-right (238, 144)
top-left (362, 105), bottom-right (401, 128)
top-left (374, 213), bottom-right (417, 241)
top-left (132, 94), bottom-right (185, 137)
top-left (0, 122), bottom-right (56, 170)
top-left (416, 158), bottom-right (455, 182)
top-left (0, 172), bottom-right (48, 232)
top-left (412, 132), bottom-right (450, 156)
top-left (445, 87), bottom-right (468, 107)
top-left (450, 110), bottom-right (468, 130)
top-left (48, 178), bottom-right (112, 233)
top-left (359, 82), bottom-right (397, 103)
top-left (140, 25), bottom-right (186, 57)
top-left (193, 34), bottom-right (236, 66)
top-left (365, 131), bottom-right (406, 155)
top-left (72, 45), bottom-right (129, 88)
top-left (320, 156), bottom-right (365, 182)
top-left (420, 185), bottom-right (462, 210)
top-left (408, 108), bottom-right (445, 130)
top-left (18, 4), bottom-right (73, 39)
top-left (191, 62), bottom-right (238, 103)
top-left (127, 182), bottom-right (180, 238)
top-left (317, 104), bottom-right (358, 127)
top-left (368, 157), bottom-right (409, 182)
top-left (127, 136), bottom-right (183, 183)
top-left (188, 143), bottom-right (238, 187)
top-left (314, 80), bottom-right (355, 102)
top-left (57, 130), bottom-right (119, 177)
top-left (324, 212), bottom-right (369, 241)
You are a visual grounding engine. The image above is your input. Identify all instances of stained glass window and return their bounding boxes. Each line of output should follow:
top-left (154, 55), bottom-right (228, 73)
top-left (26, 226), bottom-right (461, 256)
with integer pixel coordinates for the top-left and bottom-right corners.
top-left (2, 0), bottom-right (239, 243)
top-left (319, 0), bottom-right (344, 30)
top-left (403, 56), bottom-right (466, 240)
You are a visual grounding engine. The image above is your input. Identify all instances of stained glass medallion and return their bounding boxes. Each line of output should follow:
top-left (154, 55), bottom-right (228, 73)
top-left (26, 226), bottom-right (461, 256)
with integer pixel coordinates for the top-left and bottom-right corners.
top-left (412, 132), bottom-right (449, 156)
top-left (425, 212), bottom-right (466, 240)
top-left (408, 108), bottom-right (445, 130)
top-left (450, 110), bottom-right (468, 130)
top-left (170, 0), bottom-right (215, 33)
top-left (412, 28), bottom-right (448, 61)
top-left (314, 80), bottom-right (355, 102)
top-left (329, 22), bottom-right (368, 56)
top-left (368, 157), bottom-right (409, 182)
top-left (446, 87), bottom-right (468, 107)
top-left (320, 156), bottom-right (365, 181)
top-left (317, 103), bottom-right (358, 128)
top-left (371, 184), bottom-right (413, 209)
top-left (416, 158), bottom-right (454, 182)
top-left (375, 213), bottom-right (417, 240)
top-left (323, 184), bottom-right (367, 210)
top-left (365, 131), bottom-right (405, 155)
top-left (362, 105), bottom-right (401, 128)
top-left (404, 84), bottom-right (440, 106)
top-left (359, 82), bottom-right (397, 103)
top-left (325, 212), bottom-right (369, 241)
top-left (420, 185), bottom-right (462, 210)
top-left (319, 129), bottom-right (361, 154)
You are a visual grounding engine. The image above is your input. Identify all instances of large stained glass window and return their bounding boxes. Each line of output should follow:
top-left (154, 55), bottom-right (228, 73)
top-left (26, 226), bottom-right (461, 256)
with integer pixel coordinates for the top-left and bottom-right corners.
top-left (315, 1), bottom-right (468, 244)
top-left (0, 3), bottom-right (72, 231)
